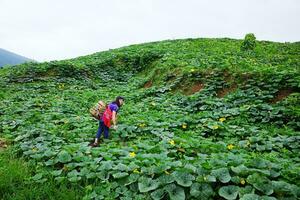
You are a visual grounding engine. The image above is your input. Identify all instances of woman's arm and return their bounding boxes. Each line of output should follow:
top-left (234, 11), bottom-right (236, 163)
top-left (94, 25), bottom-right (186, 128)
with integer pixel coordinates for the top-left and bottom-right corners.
top-left (112, 111), bottom-right (117, 126)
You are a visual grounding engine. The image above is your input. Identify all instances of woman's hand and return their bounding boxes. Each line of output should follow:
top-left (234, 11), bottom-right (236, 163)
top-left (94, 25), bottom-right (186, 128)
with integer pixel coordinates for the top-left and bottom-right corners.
top-left (112, 125), bottom-right (118, 130)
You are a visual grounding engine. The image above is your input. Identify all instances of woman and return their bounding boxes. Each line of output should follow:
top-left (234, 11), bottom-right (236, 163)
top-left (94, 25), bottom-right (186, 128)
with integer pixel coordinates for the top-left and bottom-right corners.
top-left (91, 96), bottom-right (125, 147)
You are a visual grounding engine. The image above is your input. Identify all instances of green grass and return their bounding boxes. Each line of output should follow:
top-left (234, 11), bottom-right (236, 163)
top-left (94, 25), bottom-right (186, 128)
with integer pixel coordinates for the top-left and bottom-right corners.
top-left (0, 147), bottom-right (84, 200)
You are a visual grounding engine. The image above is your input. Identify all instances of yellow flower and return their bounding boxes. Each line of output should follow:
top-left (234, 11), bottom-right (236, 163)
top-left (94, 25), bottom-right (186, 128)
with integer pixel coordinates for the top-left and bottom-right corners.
top-left (139, 123), bottom-right (146, 128)
top-left (133, 169), bottom-right (140, 174)
top-left (58, 84), bottom-right (65, 89)
top-left (219, 117), bottom-right (226, 122)
top-left (63, 165), bottom-right (68, 171)
top-left (246, 140), bottom-right (251, 146)
top-left (212, 125), bottom-right (219, 130)
top-left (240, 179), bottom-right (246, 185)
top-left (227, 144), bottom-right (235, 150)
top-left (129, 152), bottom-right (136, 158)
top-left (182, 124), bottom-right (187, 129)
top-left (169, 140), bottom-right (175, 146)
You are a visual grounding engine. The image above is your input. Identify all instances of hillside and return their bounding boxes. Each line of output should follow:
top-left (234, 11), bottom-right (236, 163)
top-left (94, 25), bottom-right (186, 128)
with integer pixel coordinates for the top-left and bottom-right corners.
top-left (0, 36), bottom-right (300, 200)
top-left (0, 48), bottom-right (33, 67)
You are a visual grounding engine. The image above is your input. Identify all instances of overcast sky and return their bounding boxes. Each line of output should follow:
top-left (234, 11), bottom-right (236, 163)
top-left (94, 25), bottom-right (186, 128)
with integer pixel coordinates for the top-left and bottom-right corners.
top-left (0, 0), bottom-right (299, 61)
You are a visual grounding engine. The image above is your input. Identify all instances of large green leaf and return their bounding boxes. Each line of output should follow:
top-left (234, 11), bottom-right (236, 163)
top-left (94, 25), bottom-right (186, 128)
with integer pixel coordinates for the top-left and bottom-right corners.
top-left (212, 167), bottom-right (231, 183)
top-left (138, 177), bottom-right (160, 193)
top-left (114, 163), bottom-right (128, 171)
top-left (124, 173), bottom-right (140, 186)
top-left (158, 174), bottom-right (175, 184)
top-left (98, 161), bottom-right (114, 170)
top-left (150, 189), bottom-right (165, 200)
top-left (272, 180), bottom-right (292, 193)
top-left (231, 165), bottom-right (249, 176)
top-left (51, 169), bottom-right (63, 176)
top-left (272, 180), bottom-right (300, 198)
top-left (206, 175), bottom-right (217, 182)
top-left (240, 194), bottom-right (260, 200)
top-left (172, 171), bottom-right (195, 187)
top-left (112, 172), bottom-right (129, 179)
top-left (43, 149), bottom-right (56, 157)
top-left (190, 183), bottom-right (214, 199)
top-left (54, 176), bottom-right (66, 183)
top-left (247, 173), bottom-right (273, 195)
top-left (164, 184), bottom-right (185, 200)
top-left (250, 158), bottom-right (268, 169)
top-left (67, 170), bottom-right (81, 182)
top-left (238, 185), bottom-right (254, 197)
top-left (57, 150), bottom-right (72, 163)
top-left (68, 176), bottom-right (81, 182)
top-left (218, 185), bottom-right (239, 200)
top-left (32, 173), bottom-right (43, 181)
top-left (184, 164), bottom-right (197, 173)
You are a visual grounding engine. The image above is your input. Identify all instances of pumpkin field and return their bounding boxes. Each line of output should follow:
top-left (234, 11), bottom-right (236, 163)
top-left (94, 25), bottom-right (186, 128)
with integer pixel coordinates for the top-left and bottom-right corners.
top-left (0, 36), bottom-right (300, 199)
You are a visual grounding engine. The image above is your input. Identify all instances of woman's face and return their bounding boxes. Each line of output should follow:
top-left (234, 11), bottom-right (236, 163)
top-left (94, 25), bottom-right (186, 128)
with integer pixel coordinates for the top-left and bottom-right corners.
top-left (119, 99), bottom-right (124, 106)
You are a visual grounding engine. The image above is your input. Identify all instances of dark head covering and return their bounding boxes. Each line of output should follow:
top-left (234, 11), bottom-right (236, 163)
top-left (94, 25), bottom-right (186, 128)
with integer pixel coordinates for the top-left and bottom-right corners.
top-left (113, 96), bottom-right (125, 107)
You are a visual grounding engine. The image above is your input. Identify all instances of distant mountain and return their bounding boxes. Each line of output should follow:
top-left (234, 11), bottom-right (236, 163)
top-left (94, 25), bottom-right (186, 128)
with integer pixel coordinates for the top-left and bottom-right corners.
top-left (0, 48), bottom-right (33, 67)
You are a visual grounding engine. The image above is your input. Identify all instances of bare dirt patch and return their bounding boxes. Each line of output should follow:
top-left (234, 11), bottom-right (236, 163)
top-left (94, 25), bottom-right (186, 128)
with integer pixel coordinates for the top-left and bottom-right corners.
top-left (180, 81), bottom-right (204, 95)
top-left (217, 84), bottom-right (238, 98)
top-left (269, 88), bottom-right (297, 103)
top-left (143, 80), bottom-right (153, 88)
top-left (0, 138), bottom-right (8, 149)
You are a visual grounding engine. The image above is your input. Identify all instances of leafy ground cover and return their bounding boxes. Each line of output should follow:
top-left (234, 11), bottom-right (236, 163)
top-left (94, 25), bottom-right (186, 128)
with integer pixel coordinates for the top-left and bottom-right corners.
top-left (0, 37), bottom-right (300, 199)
